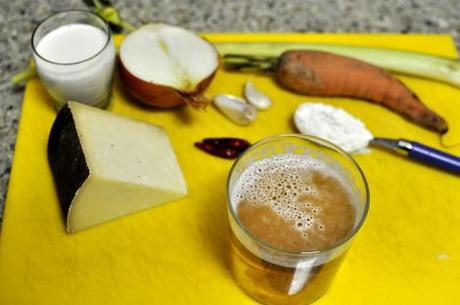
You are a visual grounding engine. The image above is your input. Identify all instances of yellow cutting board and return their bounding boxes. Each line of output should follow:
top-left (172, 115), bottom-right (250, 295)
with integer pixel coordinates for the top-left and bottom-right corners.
top-left (1, 34), bottom-right (460, 305)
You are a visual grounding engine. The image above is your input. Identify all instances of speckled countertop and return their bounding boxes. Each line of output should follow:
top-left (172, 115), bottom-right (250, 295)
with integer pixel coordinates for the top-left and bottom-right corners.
top-left (1, 0), bottom-right (460, 222)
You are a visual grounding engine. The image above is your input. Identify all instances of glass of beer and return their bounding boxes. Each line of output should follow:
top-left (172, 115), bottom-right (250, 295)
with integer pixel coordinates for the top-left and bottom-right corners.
top-left (227, 134), bottom-right (369, 305)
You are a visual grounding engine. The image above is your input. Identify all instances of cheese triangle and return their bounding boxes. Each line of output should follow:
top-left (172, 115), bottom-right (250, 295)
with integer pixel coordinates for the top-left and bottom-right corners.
top-left (48, 102), bottom-right (187, 233)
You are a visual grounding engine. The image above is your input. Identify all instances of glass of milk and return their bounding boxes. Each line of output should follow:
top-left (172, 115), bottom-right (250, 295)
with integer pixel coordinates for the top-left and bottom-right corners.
top-left (31, 10), bottom-right (116, 109)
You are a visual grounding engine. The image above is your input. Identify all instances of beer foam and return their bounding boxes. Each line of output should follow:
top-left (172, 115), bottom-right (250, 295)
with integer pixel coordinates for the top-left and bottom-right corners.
top-left (232, 153), bottom-right (345, 235)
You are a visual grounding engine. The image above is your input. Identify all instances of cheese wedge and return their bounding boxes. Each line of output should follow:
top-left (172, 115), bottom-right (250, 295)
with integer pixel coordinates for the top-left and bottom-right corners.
top-left (48, 102), bottom-right (187, 233)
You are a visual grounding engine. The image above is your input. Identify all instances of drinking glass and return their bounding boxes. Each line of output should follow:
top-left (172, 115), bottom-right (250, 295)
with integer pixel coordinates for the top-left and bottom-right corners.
top-left (227, 134), bottom-right (369, 305)
top-left (31, 10), bottom-right (115, 109)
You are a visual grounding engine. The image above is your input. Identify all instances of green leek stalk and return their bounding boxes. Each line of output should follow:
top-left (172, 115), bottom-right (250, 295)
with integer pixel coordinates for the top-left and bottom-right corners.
top-left (215, 42), bottom-right (460, 88)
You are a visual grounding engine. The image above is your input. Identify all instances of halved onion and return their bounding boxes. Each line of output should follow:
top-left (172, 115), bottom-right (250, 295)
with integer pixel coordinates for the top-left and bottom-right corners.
top-left (119, 24), bottom-right (219, 108)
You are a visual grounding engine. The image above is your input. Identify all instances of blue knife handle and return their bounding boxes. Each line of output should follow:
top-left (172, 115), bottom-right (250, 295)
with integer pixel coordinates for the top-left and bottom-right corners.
top-left (407, 141), bottom-right (460, 174)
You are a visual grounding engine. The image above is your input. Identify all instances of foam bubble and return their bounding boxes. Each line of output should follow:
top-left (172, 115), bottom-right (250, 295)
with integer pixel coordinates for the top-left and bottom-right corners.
top-left (232, 153), bottom-right (344, 235)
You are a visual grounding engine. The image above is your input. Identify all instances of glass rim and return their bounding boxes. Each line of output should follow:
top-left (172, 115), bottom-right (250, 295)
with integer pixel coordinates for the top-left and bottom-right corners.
top-left (226, 133), bottom-right (370, 256)
top-left (31, 9), bottom-right (112, 66)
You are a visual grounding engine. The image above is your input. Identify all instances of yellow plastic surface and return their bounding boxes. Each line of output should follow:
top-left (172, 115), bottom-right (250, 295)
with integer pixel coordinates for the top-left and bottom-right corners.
top-left (1, 34), bottom-right (460, 305)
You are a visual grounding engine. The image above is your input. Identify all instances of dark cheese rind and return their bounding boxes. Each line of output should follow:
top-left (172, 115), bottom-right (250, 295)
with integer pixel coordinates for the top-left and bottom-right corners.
top-left (48, 104), bottom-right (89, 220)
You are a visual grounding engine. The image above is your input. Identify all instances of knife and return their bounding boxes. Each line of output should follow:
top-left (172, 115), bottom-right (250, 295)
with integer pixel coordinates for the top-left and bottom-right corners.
top-left (370, 138), bottom-right (460, 175)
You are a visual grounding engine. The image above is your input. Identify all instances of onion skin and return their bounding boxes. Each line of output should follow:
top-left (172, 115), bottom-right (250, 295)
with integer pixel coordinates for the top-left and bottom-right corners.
top-left (119, 58), bottom-right (217, 108)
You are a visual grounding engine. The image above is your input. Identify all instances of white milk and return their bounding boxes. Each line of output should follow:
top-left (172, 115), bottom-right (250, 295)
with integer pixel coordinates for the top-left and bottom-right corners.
top-left (33, 23), bottom-right (115, 108)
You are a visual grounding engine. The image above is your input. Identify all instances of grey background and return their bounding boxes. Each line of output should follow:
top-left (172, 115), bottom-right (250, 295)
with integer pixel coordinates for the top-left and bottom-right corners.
top-left (1, 0), bottom-right (460, 222)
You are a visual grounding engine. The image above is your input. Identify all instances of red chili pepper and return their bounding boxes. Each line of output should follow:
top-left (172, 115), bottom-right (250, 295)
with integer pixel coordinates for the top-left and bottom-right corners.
top-left (202, 138), bottom-right (250, 151)
top-left (195, 142), bottom-right (240, 159)
top-left (195, 137), bottom-right (250, 159)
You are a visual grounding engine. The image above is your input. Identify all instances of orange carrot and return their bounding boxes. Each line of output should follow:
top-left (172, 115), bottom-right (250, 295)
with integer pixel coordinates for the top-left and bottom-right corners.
top-left (224, 51), bottom-right (448, 133)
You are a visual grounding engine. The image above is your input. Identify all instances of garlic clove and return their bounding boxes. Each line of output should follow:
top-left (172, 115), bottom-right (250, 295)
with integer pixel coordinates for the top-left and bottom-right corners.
top-left (244, 80), bottom-right (272, 110)
top-left (213, 95), bottom-right (257, 125)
